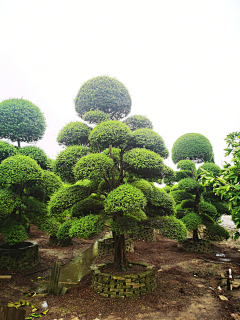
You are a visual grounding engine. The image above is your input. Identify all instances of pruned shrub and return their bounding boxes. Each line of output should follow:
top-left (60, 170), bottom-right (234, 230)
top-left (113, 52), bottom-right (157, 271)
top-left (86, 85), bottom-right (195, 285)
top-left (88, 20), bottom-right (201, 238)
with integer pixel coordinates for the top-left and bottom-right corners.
top-left (153, 216), bottom-right (187, 241)
top-left (182, 212), bottom-right (202, 231)
top-left (203, 224), bottom-right (230, 241)
top-left (69, 215), bottom-right (105, 239)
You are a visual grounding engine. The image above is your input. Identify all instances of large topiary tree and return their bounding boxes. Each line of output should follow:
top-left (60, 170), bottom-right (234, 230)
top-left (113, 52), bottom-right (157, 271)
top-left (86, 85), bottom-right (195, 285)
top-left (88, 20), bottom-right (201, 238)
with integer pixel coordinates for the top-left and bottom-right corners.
top-left (0, 98), bottom-right (46, 148)
top-left (50, 76), bottom-right (173, 270)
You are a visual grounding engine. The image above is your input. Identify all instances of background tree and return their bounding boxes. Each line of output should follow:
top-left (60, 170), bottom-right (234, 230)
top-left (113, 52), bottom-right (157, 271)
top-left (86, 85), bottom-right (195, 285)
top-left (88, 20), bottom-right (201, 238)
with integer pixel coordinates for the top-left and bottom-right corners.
top-left (123, 115), bottom-right (153, 131)
top-left (0, 98), bottom-right (46, 148)
top-left (167, 135), bottom-right (228, 242)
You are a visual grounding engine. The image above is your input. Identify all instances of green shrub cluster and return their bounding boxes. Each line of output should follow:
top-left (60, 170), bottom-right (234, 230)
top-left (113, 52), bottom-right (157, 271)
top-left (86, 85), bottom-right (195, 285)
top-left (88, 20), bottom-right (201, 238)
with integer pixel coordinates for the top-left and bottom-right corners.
top-left (182, 212), bottom-right (202, 231)
top-left (203, 224), bottom-right (230, 241)
top-left (0, 141), bottom-right (18, 162)
top-left (57, 122), bottom-right (92, 147)
top-left (19, 146), bottom-right (49, 170)
top-left (153, 216), bottom-right (187, 241)
top-left (1, 219), bottom-right (28, 245)
top-left (123, 115), bottom-right (153, 131)
top-left (69, 214), bottom-right (105, 239)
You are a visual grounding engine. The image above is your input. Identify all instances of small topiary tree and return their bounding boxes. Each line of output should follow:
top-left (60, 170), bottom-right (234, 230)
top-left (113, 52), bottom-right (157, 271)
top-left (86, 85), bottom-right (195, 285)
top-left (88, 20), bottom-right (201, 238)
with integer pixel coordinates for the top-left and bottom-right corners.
top-left (0, 98), bottom-right (46, 148)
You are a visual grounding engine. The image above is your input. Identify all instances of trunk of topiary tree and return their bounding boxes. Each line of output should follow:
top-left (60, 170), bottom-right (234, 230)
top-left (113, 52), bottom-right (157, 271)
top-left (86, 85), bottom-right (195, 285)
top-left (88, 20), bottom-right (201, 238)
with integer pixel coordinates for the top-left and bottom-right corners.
top-left (193, 229), bottom-right (199, 242)
top-left (113, 232), bottom-right (128, 270)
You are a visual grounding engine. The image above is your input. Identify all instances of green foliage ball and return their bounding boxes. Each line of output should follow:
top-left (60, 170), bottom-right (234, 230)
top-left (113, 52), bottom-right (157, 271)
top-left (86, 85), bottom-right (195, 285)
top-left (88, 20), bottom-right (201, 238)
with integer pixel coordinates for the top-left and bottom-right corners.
top-left (175, 170), bottom-right (192, 182)
top-left (199, 201), bottom-right (220, 221)
top-left (153, 216), bottom-right (187, 241)
top-left (162, 185), bottom-right (171, 193)
top-left (0, 189), bottom-right (20, 220)
top-left (82, 110), bottom-right (110, 124)
top-left (170, 190), bottom-right (194, 204)
top-left (71, 196), bottom-right (104, 218)
top-left (75, 76), bottom-right (131, 120)
top-left (89, 120), bottom-right (132, 150)
top-left (146, 187), bottom-right (176, 217)
top-left (41, 217), bottom-right (61, 236)
top-left (56, 220), bottom-right (73, 245)
top-left (130, 128), bottom-right (169, 158)
top-left (0, 141), bottom-right (18, 162)
top-left (0, 98), bottom-right (46, 145)
top-left (178, 178), bottom-right (199, 193)
top-left (197, 163), bottom-right (221, 177)
top-left (131, 179), bottom-right (153, 201)
top-left (177, 160), bottom-right (196, 171)
top-left (74, 153), bottom-right (114, 182)
top-left (57, 122), bottom-right (92, 147)
top-left (19, 146), bottom-right (49, 170)
top-left (123, 148), bottom-right (164, 180)
top-left (48, 181), bottom-right (91, 220)
top-left (1, 219), bottom-right (28, 245)
top-left (0, 155), bottom-right (43, 186)
top-left (54, 145), bottom-right (90, 183)
top-left (182, 212), bottom-right (202, 230)
top-left (105, 184), bottom-right (147, 216)
top-left (172, 133), bottom-right (213, 164)
top-left (123, 115), bottom-right (153, 131)
top-left (69, 214), bottom-right (105, 239)
top-left (203, 224), bottom-right (230, 241)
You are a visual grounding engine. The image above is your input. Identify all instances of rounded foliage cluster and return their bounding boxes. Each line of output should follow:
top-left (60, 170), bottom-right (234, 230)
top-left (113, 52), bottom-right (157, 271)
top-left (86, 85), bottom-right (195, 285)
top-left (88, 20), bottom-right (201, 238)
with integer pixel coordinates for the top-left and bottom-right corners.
top-left (123, 115), bottom-right (153, 131)
top-left (75, 76), bottom-right (131, 120)
top-left (0, 155), bottom-right (43, 185)
top-left (182, 212), bottom-right (202, 230)
top-left (0, 98), bottom-right (46, 144)
top-left (177, 160), bottom-right (196, 171)
top-left (69, 214), bottom-right (105, 239)
top-left (130, 128), bottom-right (169, 158)
top-left (131, 179), bottom-right (153, 201)
top-left (172, 133), bottom-right (213, 164)
top-left (153, 216), bottom-right (187, 241)
top-left (19, 146), bottom-right (49, 170)
top-left (57, 122), bottom-right (92, 147)
top-left (203, 224), bottom-right (230, 241)
top-left (0, 189), bottom-right (20, 220)
top-left (71, 196), bottom-right (104, 218)
top-left (105, 184), bottom-right (146, 216)
top-left (0, 141), bottom-right (18, 162)
top-left (170, 190), bottom-right (194, 204)
top-left (147, 187), bottom-right (176, 217)
top-left (123, 148), bottom-right (163, 180)
top-left (1, 219), bottom-right (28, 245)
top-left (199, 201), bottom-right (219, 221)
top-left (56, 220), bottom-right (73, 244)
top-left (175, 170), bottom-right (192, 182)
top-left (82, 110), bottom-right (110, 124)
top-left (197, 163), bottom-right (221, 177)
top-left (74, 153), bottom-right (114, 182)
top-left (111, 216), bottom-right (142, 235)
top-left (48, 181), bottom-right (91, 220)
top-left (41, 217), bottom-right (61, 236)
top-left (89, 120), bottom-right (132, 150)
top-left (178, 178), bottom-right (199, 193)
top-left (54, 145), bottom-right (90, 183)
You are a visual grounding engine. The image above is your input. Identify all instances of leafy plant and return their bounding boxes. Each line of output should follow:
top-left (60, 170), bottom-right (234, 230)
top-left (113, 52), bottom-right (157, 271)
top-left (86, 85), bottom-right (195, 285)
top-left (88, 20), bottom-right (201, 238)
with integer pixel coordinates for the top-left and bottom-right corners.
top-left (69, 214), bottom-right (105, 239)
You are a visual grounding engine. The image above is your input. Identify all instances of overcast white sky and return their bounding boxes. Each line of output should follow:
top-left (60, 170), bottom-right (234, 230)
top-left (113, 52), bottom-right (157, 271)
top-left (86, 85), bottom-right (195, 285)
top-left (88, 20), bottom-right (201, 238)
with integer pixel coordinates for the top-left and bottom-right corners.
top-left (0, 0), bottom-right (240, 169)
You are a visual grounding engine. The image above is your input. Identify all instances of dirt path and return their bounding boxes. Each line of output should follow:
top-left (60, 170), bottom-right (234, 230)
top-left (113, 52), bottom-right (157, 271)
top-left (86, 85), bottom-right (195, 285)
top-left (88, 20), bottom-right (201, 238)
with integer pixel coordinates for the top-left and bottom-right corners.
top-left (1, 225), bottom-right (240, 319)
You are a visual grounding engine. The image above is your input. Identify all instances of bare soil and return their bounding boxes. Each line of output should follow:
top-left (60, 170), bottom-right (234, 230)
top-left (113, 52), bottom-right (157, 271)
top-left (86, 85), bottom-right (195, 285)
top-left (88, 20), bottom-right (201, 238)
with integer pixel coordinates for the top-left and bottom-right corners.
top-left (1, 225), bottom-right (240, 320)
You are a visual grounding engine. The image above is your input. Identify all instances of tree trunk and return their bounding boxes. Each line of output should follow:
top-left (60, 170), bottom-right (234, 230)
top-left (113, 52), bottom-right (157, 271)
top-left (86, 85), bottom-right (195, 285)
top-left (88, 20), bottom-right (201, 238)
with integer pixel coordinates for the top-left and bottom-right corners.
top-left (194, 186), bottom-right (201, 214)
top-left (17, 139), bottom-right (21, 148)
top-left (193, 229), bottom-right (199, 242)
top-left (113, 233), bottom-right (128, 270)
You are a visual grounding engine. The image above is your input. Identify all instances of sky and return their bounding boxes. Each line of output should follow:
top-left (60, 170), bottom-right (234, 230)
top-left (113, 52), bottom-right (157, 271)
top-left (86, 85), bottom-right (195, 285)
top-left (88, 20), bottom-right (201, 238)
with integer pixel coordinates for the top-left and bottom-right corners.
top-left (0, 0), bottom-right (240, 170)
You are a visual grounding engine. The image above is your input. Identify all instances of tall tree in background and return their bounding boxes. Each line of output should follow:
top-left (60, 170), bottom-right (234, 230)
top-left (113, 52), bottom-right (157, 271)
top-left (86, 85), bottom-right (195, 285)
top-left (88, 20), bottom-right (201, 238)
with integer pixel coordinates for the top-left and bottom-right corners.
top-left (0, 98), bottom-right (46, 148)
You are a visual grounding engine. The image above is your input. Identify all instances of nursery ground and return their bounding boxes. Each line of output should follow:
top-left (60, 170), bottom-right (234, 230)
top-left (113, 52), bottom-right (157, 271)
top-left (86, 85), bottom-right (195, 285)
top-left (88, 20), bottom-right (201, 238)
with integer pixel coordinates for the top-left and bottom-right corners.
top-left (1, 225), bottom-right (240, 320)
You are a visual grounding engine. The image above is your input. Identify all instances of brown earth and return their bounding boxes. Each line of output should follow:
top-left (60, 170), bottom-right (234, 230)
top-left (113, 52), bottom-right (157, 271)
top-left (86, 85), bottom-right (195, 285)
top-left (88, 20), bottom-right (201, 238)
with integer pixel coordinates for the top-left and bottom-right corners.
top-left (0, 225), bottom-right (240, 320)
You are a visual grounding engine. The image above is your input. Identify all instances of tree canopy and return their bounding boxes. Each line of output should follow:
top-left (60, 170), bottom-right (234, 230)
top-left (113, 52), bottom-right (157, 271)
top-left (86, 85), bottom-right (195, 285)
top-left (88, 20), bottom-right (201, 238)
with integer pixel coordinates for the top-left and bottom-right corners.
top-left (0, 98), bottom-right (46, 147)
top-left (172, 133), bottom-right (213, 164)
top-left (57, 122), bottom-right (92, 147)
top-left (75, 76), bottom-right (131, 120)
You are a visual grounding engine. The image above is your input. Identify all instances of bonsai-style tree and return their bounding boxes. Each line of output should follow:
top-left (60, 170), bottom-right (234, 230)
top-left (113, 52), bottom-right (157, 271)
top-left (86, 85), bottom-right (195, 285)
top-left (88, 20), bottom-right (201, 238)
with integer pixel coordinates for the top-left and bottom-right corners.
top-left (201, 132), bottom-right (240, 240)
top-left (168, 134), bottom-right (229, 242)
top-left (49, 75), bottom-right (173, 270)
top-left (0, 98), bottom-right (46, 148)
top-left (0, 154), bottom-right (62, 245)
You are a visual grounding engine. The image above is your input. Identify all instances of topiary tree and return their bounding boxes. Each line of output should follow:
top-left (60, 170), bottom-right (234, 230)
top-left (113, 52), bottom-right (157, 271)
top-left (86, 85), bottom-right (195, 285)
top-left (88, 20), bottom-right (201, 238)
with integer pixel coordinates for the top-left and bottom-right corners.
top-left (50, 76), bottom-right (171, 270)
top-left (172, 133), bottom-right (214, 164)
top-left (169, 136), bottom-right (227, 242)
top-left (57, 122), bottom-right (92, 147)
top-left (0, 98), bottom-right (46, 148)
top-left (0, 155), bottom-right (44, 244)
top-left (75, 76), bottom-right (131, 120)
